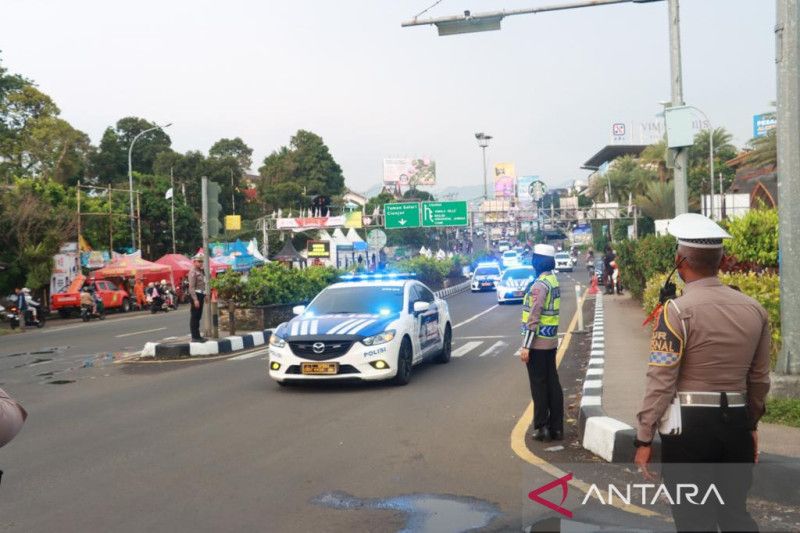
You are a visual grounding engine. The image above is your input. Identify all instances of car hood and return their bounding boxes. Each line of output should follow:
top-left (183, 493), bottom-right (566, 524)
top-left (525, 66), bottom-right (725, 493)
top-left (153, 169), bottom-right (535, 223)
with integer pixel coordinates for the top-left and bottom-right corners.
top-left (498, 278), bottom-right (530, 289)
top-left (276, 313), bottom-right (399, 339)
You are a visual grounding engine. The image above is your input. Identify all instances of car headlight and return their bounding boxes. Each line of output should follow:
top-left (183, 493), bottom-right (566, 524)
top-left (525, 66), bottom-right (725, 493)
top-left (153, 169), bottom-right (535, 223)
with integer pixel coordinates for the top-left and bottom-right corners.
top-left (269, 334), bottom-right (286, 348)
top-left (361, 329), bottom-right (396, 346)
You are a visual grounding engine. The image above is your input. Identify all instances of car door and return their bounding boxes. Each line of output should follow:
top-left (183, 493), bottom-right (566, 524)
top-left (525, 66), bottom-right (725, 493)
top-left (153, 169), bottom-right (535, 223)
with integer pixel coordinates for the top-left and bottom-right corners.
top-left (104, 281), bottom-right (122, 308)
top-left (94, 282), bottom-right (109, 307)
top-left (414, 284), bottom-right (440, 357)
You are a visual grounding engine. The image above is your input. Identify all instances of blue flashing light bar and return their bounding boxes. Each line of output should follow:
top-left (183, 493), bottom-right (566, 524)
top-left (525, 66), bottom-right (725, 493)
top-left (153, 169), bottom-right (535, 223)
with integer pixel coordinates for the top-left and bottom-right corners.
top-left (339, 272), bottom-right (417, 282)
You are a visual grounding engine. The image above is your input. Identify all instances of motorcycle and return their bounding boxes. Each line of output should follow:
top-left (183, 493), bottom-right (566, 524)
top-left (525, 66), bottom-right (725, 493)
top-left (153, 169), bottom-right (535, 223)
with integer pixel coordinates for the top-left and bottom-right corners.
top-left (80, 303), bottom-right (105, 322)
top-left (149, 295), bottom-right (169, 314)
top-left (9, 306), bottom-right (45, 329)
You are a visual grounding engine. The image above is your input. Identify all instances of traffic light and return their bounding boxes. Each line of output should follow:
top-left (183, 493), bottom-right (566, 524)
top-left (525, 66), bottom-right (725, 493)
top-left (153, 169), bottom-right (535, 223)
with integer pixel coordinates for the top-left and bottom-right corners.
top-left (207, 181), bottom-right (223, 236)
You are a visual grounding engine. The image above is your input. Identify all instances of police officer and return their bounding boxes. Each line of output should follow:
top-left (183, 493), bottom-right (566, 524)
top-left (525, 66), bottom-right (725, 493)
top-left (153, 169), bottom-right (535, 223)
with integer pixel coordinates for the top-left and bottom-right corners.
top-left (634, 213), bottom-right (771, 532)
top-left (520, 244), bottom-right (563, 441)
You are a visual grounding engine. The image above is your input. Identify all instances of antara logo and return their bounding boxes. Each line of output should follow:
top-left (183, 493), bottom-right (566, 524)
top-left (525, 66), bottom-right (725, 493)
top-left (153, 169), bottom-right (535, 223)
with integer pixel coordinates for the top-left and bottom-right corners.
top-left (528, 473), bottom-right (573, 518)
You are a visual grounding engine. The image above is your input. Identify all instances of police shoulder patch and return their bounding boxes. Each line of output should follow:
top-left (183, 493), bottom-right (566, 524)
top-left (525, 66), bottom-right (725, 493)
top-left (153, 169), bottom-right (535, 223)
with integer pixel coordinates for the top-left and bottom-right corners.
top-left (648, 305), bottom-right (684, 367)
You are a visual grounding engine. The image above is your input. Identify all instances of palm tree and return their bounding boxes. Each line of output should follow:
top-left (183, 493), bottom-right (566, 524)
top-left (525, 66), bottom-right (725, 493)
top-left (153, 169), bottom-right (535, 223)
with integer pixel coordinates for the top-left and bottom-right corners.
top-left (743, 129), bottom-right (776, 168)
top-left (636, 181), bottom-right (675, 220)
top-left (639, 139), bottom-right (669, 183)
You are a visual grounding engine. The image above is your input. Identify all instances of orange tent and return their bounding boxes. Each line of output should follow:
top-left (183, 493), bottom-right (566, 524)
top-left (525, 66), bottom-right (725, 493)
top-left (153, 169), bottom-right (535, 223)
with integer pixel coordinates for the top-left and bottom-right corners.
top-left (93, 256), bottom-right (173, 286)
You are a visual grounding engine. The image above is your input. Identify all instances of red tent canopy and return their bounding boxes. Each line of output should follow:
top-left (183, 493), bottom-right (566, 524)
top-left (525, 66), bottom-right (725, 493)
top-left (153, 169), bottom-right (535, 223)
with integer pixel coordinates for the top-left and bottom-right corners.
top-left (155, 253), bottom-right (230, 281)
top-left (93, 256), bottom-right (173, 285)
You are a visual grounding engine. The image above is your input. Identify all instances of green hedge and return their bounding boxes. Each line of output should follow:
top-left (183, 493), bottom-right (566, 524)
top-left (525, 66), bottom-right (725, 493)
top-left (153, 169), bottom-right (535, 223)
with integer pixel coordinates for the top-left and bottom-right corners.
top-left (395, 255), bottom-right (466, 288)
top-left (642, 271), bottom-right (781, 366)
top-left (615, 235), bottom-right (677, 299)
top-left (212, 264), bottom-right (339, 306)
top-left (723, 208), bottom-right (779, 268)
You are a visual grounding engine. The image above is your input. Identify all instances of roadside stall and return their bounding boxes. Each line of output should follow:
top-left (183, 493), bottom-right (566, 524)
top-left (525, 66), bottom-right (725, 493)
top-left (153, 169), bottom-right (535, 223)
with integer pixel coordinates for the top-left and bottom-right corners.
top-left (272, 240), bottom-right (307, 269)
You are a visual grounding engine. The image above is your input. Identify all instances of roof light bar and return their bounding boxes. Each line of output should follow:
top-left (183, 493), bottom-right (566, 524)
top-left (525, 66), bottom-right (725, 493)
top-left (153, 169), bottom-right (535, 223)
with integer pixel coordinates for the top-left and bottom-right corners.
top-left (339, 272), bottom-right (417, 282)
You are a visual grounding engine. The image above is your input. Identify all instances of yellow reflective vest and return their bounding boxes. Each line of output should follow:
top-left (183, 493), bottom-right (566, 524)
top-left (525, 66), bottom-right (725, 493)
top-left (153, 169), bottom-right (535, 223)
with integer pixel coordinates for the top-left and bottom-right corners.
top-left (521, 271), bottom-right (560, 339)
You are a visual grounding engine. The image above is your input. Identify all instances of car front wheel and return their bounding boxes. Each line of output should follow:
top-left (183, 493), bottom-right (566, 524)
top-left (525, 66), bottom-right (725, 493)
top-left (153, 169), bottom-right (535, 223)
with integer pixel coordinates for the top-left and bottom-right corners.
top-left (392, 338), bottom-right (413, 386)
top-left (435, 325), bottom-right (452, 364)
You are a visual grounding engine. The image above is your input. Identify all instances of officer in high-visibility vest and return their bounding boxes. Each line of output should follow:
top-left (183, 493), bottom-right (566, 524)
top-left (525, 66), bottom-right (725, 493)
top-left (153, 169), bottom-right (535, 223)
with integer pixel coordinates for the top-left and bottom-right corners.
top-left (520, 244), bottom-right (563, 441)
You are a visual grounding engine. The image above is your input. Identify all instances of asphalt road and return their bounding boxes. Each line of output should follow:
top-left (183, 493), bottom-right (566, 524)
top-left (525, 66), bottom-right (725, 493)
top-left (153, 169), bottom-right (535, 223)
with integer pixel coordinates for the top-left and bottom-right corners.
top-left (0, 308), bottom-right (192, 387)
top-left (0, 273), bottom-right (588, 532)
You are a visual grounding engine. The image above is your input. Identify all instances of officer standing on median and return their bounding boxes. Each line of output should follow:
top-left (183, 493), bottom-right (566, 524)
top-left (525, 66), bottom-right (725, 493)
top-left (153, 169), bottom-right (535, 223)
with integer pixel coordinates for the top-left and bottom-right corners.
top-left (634, 213), bottom-right (771, 532)
top-left (188, 252), bottom-right (207, 343)
top-left (520, 244), bottom-right (563, 442)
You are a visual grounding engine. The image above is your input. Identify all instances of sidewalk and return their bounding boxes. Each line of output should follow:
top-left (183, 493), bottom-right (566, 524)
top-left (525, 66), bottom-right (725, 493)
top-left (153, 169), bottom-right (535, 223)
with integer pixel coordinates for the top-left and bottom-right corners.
top-left (602, 292), bottom-right (800, 459)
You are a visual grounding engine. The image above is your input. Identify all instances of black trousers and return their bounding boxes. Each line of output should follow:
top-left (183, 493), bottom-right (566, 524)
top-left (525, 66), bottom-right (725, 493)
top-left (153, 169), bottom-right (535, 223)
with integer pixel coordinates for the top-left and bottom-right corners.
top-left (661, 405), bottom-right (758, 532)
top-left (190, 293), bottom-right (205, 340)
top-left (525, 348), bottom-right (563, 432)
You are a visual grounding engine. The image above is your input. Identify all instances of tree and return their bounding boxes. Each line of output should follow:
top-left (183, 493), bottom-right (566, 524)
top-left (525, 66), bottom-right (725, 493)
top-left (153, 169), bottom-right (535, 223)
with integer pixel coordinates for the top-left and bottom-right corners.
top-left (743, 129), bottom-right (777, 169)
top-left (89, 117), bottom-right (172, 183)
top-left (365, 191), bottom-right (396, 215)
top-left (638, 139), bottom-right (669, 183)
top-left (258, 130), bottom-right (345, 204)
top-left (209, 137), bottom-right (253, 170)
top-left (635, 181), bottom-right (675, 220)
top-left (687, 128), bottom-right (737, 210)
top-left (135, 173), bottom-right (202, 258)
top-left (586, 155), bottom-right (657, 203)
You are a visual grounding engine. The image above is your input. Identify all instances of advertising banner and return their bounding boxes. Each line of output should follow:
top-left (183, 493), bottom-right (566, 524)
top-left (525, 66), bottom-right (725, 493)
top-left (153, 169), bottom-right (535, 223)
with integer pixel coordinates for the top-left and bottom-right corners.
top-left (306, 241), bottom-right (331, 258)
top-left (753, 113), bottom-right (776, 138)
top-left (50, 252), bottom-right (81, 295)
top-left (224, 215), bottom-right (242, 231)
top-left (383, 158), bottom-right (436, 190)
top-left (344, 211), bottom-right (363, 229)
top-left (493, 162), bottom-right (516, 198)
top-left (276, 215), bottom-right (347, 230)
top-left (517, 176), bottom-right (537, 208)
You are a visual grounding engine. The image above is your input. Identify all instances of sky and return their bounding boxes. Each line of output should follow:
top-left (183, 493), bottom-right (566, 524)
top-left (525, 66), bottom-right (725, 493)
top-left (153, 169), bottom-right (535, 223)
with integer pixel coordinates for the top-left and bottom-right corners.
top-left (2, 0), bottom-right (776, 194)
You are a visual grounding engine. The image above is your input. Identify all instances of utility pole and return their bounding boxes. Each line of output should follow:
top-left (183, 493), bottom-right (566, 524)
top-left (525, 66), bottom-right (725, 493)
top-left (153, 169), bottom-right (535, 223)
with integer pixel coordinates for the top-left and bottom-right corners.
top-left (201, 176), bottom-right (213, 338)
top-left (136, 192), bottom-right (142, 253)
top-left (776, 0), bottom-right (800, 379)
top-left (170, 167), bottom-right (177, 254)
top-left (77, 180), bottom-right (81, 250)
top-left (108, 184), bottom-right (114, 252)
top-left (668, 0), bottom-right (688, 215)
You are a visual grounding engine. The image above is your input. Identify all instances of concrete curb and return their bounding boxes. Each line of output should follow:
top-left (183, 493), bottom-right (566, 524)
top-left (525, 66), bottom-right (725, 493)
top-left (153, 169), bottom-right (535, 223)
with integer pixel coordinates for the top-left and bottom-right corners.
top-left (141, 330), bottom-right (271, 359)
top-left (577, 293), bottom-right (649, 463)
top-left (435, 279), bottom-right (471, 299)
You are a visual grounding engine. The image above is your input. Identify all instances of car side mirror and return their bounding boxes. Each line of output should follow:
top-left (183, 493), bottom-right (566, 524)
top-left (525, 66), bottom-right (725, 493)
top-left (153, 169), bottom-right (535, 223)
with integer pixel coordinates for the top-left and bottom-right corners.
top-left (413, 301), bottom-right (431, 314)
top-left (292, 305), bottom-right (306, 316)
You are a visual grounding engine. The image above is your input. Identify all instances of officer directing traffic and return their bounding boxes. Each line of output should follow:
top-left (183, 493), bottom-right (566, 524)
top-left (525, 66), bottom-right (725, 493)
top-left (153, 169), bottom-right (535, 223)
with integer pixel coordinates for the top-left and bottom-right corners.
top-left (634, 213), bottom-right (771, 532)
top-left (520, 244), bottom-right (563, 442)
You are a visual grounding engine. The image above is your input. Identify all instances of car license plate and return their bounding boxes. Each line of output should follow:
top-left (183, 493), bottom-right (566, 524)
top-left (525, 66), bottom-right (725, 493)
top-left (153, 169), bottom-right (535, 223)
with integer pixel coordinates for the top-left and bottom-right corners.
top-left (301, 362), bottom-right (338, 375)
top-left (481, 282), bottom-right (492, 287)
top-left (513, 291), bottom-right (524, 297)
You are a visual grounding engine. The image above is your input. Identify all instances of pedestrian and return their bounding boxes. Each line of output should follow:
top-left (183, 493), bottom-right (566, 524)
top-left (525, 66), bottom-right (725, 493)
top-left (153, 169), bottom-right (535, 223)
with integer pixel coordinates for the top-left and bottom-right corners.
top-left (134, 276), bottom-right (145, 310)
top-left (188, 253), bottom-right (206, 342)
top-left (13, 287), bottom-right (27, 332)
top-left (585, 249), bottom-right (595, 282)
top-left (602, 246), bottom-right (615, 295)
top-left (520, 244), bottom-right (563, 442)
top-left (634, 213), bottom-right (771, 532)
top-left (0, 387), bottom-right (26, 448)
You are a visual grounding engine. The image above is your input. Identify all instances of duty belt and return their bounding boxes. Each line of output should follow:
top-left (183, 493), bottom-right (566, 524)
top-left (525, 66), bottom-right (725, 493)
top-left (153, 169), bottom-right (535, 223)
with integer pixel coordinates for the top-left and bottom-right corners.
top-left (678, 391), bottom-right (746, 407)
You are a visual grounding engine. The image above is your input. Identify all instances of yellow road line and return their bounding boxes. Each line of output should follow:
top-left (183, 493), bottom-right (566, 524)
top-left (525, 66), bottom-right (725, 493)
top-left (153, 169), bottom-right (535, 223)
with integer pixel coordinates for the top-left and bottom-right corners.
top-left (509, 290), bottom-right (660, 518)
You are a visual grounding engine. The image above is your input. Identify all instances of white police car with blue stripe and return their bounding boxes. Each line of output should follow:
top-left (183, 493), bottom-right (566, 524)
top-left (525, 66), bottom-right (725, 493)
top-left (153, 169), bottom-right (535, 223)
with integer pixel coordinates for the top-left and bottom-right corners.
top-left (268, 273), bottom-right (452, 386)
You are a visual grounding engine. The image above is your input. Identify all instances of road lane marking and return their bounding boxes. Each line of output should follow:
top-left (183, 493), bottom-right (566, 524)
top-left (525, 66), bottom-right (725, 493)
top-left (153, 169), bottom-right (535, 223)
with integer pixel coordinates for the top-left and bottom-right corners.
top-left (31, 310), bottom-right (188, 335)
top-left (115, 327), bottom-right (167, 338)
top-left (458, 335), bottom-right (510, 340)
top-left (230, 349), bottom-right (267, 361)
top-left (451, 341), bottom-right (482, 358)
top-left (453, 305), bottom-right (498, 329)
top-left (509, 288), bottom-right (660, 519)
top-left (477, 340), bottom-right (506, 357)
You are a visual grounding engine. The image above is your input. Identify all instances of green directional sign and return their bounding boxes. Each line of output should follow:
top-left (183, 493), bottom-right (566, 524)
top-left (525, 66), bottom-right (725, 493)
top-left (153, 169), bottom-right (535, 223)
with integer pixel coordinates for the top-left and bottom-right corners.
top-left (421, 201), bottom-right (469, 227)
top-left (384, 202), bottom-right (421, 229)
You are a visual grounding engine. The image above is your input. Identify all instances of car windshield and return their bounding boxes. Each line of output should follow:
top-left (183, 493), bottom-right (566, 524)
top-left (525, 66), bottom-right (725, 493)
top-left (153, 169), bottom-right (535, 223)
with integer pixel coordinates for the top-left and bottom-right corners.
top-left (305, 285), bottom-right (404, 315)
top-left (503, 268), bottom-right (534, 281)
top-left (475, 267), bottom-right (500, 276)
top-left (556, 253), bottom-right (570, 259)
top-left (503, 251), bottom-right (517, 257)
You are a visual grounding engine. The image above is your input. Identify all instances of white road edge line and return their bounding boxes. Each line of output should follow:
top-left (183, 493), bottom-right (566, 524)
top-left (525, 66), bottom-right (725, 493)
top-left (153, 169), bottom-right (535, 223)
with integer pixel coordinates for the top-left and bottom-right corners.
top-left (453, 305), bottom-right (498, 329)
top-left (230, 349), bottom-right (267, 361)
top-left (115, 327), bottom-right (167, 338)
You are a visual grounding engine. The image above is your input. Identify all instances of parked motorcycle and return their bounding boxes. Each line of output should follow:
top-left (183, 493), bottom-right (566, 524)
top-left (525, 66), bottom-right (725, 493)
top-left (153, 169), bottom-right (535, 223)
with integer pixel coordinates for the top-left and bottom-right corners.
top-left (9, 306), bottom-right (45, 329)
top-left (149, 295), bottom-right (169, 314)
top-left (80, 303), bottom-right (105, 322)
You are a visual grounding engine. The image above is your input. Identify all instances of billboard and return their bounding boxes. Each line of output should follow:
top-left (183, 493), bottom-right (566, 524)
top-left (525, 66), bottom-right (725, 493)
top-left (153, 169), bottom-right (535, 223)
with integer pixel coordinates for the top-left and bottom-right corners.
top-left (517, 176), bottom-right (537, 208)
top-left (753, 113), bottom-right (776, 138)
top-left (383, 158), bottom-right (436, 190)
top-left (493, 162), bottom-right (515, 198)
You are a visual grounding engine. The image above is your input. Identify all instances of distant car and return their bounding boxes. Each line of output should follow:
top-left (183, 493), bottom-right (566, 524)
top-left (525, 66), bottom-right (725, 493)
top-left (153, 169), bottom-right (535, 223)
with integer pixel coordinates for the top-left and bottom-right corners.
top-left (51, 277), bottom-right (131, 318)
top-left (267, 273), bottom-right (452, 386)
top-left (554, 252), bottom-right (573, 272)
top-left (497, 241), bottom-right (512, 252)
top-left (470, 263), bottom-right (501, 292)
top-left (496, 266), bottom-right (535, 304)
top-left (501, 250), bottom-right (521, 269)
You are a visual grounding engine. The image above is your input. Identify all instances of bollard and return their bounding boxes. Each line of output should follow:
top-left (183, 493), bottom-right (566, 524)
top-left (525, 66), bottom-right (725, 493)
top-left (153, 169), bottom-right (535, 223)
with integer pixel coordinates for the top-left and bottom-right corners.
top-left (210, 301), bottom-right (219, 339)
top-left (575, 283), bottom-right (584, 333)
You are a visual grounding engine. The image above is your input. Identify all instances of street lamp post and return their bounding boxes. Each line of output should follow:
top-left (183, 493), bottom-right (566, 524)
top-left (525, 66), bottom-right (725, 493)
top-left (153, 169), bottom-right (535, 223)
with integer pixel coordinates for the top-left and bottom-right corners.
top-left (475, 132), bottom-right (492, 199)
top-left (127, 122), bottom-right (172, 250)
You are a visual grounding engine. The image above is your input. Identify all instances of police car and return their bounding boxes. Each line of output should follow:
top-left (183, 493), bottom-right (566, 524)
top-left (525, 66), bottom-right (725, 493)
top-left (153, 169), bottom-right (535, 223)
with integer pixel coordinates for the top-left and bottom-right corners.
top-left (470, 262), bottom-right (502, 292)
top-left (496, 266), bottom-right (535, 304)
top-left (268, 273), bottom-right (452, 386)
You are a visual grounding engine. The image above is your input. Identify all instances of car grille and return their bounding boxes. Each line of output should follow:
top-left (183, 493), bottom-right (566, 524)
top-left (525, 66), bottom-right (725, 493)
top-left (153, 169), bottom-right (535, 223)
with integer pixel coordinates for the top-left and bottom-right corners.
top-left (289, 341), bottom-right (353, 360)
